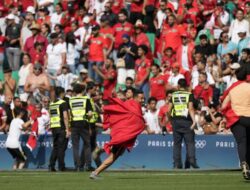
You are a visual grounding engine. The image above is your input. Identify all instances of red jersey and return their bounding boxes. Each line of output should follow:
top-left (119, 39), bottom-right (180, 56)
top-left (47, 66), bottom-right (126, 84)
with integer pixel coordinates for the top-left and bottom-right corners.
top-left (113, 22), bottom-right (134, 49)
top-left (134, 32), bottom-right (150, 48)
top-left (21, 0), bottom-right (34, 12)
top-left (37, 16), bottom-right (51, 26)
top-left (161, 24), bottom-right (182, 52)
top-left (88, 35), bottom-right (106, 62)
top-left (24, 35), bottom-right (48, 55)
top-left (149, 74), bottom-right (167, 100)
top-left (100, 27), bottom-right (115, 50)
top-left (0, 36), bottom-right (6, 53)
top-left (177, 6), bottom-right (200, 26)
top-left (111, 0), bottom-right (124, 14)
top-left (193, 84), bottom-right (213, 106)
top-left (29, 48), bottom-right (45, 65)
top-left (158, 104), bottom-right (172, 132)
top-left (130, 1), bottom-right (143, 13)
top-left (103, 69), bottom-right (117, 100)
top-left (135, 58), bottom-right (151, 83)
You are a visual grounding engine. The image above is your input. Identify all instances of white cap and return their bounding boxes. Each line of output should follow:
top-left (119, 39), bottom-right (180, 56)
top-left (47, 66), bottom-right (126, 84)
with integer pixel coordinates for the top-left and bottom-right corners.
top-left (26, 6), bottom-right (35, 14)
top-left (83, 16), bottom-right (90, 24)
top-left (6, 14), bottom-right (15, 20)
top-left (238, 29), bottom-right (247, 34)
top-left (230, 63), bottom-right (241, 70)
top-left (80, 68), bottom-right (88, 73)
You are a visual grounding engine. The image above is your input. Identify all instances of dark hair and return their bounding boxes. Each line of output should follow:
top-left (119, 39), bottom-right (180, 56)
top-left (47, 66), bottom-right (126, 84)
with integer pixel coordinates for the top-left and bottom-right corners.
top-left (126, 77), bottom-right (134, 82)
top-left (73, 84), bottom-right (84, 94)
top-left (138, 45), bottom-right (148, 54)
top-left (151, 63), bottom-right (160, 69)
top-left (166, 90), bottom-right (174, 96)
top-left (226, 53), bottom-right (234, 61)
top-left (134, 89), bottom-right (144, 97)
top-left (178, 78), bottom-right (187, 88)
top-left (55, 87), bottom-right (65, 97)
top-left (199, 34), bottom-right (208, 40)
top-left (56, 2), bottom-right (63, 9)
top-left (236, 66), bottom-right (247, 81)
top-left (119, 9), bottom-right (128, 17)
top-left (199, 72), bottom-right (208, 79)
top-left (42, 23), bottom-right (51, 34)
top-left (22, 53), bottom-right (31, 60)
top-left (50, 33), bottom-right (58, 39)
top-left (242, 48), bottom-right (250, 55)
top-left (13, 97), bottom-right (20, 101)
top-left (148, 97), bottom-right (157, 104)
top-left (14, 108), bottom-right (26, 117)
top-left (164, 47), bottom-right (173, 52)
top-left (86, 81), bottom-right (96, 91)
top-left (66, 32), bottom-right (76, 50)
top-left (125, 87), bottom-right (135, 94)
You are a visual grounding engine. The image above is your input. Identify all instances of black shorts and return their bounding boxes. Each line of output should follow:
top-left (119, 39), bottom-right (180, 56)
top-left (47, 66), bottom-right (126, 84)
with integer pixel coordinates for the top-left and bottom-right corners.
top-left (111, 145), bottom-right (126, 156)
top-left (7, 148), bottom-right (26, 162)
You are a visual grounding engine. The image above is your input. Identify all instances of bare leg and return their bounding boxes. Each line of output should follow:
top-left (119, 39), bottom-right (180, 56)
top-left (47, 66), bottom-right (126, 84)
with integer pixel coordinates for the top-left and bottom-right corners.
top-left (94, 146), bottom-right (125, 175)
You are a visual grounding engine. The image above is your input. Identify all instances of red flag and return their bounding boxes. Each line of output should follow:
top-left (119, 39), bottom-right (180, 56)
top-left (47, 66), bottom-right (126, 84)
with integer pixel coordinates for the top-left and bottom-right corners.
top-left (103, 97), bottom-right (145, 154)
top-left (26, 106), bottom-right (42, 151)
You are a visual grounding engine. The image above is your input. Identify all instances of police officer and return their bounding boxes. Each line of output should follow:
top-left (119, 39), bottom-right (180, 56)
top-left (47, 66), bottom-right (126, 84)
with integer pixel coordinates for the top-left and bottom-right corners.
top-left (168, 79), bottom-right (199, 169)
top-left (69, 84), bottom-right (93, 171)
top-left (49, 87), bottom-right (70, 172)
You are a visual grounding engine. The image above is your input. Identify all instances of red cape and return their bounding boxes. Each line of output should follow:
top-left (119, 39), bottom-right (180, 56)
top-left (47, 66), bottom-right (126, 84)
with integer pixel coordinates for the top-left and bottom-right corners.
top-left (221, 81), bottom-right (243, 129)
top-left (103, 98), bottom-right (145, 154)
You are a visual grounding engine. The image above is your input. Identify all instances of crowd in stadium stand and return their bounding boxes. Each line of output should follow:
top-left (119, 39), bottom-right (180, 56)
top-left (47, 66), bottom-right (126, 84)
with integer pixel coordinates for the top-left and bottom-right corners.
top-left (0, 0), bottom-right (250, 140)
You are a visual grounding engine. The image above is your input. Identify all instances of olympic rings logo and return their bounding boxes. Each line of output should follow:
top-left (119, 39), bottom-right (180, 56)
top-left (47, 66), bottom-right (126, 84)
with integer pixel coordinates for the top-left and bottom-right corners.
top-left (0, 140), bottom-right (6, 149)
top-left (195, 140), bottom-right (207, 149)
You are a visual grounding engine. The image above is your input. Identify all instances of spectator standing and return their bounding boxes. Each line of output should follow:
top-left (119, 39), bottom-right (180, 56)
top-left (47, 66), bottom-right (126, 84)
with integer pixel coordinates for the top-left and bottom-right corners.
top-left (50, 3), bottom-right (64, 32)
top-left (93, 58), bottom-right (117, 100)
top-left (135, 45), bottom-right (151, 102)
top-left (168, 78), bottom-right (199, 169)
top-left (229, 9), bottom-right (250, 44)
top-left (237, 29), bottom-right (250, 55)
top-left (144, 97), bottom-right (161, 134)
top-left (5, 14), bottom-right (21, 71)
top-left (149, 64), bottom-right (167, 109)
top-left (167, 63), bottom-right (185, 90)
top-left (3, 69), bottom-right (16, 99)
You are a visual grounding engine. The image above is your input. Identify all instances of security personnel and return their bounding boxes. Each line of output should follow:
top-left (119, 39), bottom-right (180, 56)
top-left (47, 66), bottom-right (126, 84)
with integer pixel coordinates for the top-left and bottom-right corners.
top-left (49, 87), bottom-right (70, 172)
top-left (86, 82), bottom-right (102, 167)
top-left (69, 84), bottom-right (93, 171)
top-left (168, 79), bottom-right (199, 169)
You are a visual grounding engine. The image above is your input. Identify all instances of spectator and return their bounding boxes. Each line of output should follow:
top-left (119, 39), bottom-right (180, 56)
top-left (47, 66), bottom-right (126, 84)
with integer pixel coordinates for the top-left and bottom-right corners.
top-left (125, 77), bottom-right (135, 90)
top-left (176, 32), bottom-right (195, 72)
top-left (0, 105), bottom-right (7, 132)
top-left (41, 23), bottom-right (51, 39)
top-left (161, 47), bottom-right (176, 73)
top-left (23, 23), bottom-right (48, 57)
top-left (87, 24), bottom-right (107, 84)
top-left (167, 63), bottom-right (185, 90)
top-left (144, 97), bottom-right (161, 134)
top-left (130, 0), bottom-right (144, 25)
top-left (0, 29), bottom-right (5, 70)
top-left (154, 0), bottom-right (168, 34)
top-left (239, 48), bottom-right (250, 65)
top-left (238, 29), bottom-right (250, 55)
top-left (3, 69), bottom-right (16, 99)
top-left (117, 34), bottom-right (137, 86)
top-left (149, 64), bottom-right (168, 109)
top-left (158, 90), bottom-right (173, 134)
top-left (195, 34), bottom-right (216, 59)
top-left (100, 1), bottom-right (117, 26)
top-left (48, 65), bottom-right (78, 91)
top-left (193, 72), bottom-right (213, 107)
top-left (135, 45), bottom-right (151, 102)
top-left (24, 63), bottom-right (50, 97)
top-left (50, 3), bottom-right (64, 32)
top-left (93, 57), bottom-right (117, 100)
top-left (73, 68), bottom-right (93, 88)
top-left (45, 33), bottom-right (66, 98)
top-left (5, 14), bottom-right (22, 71)
top-left (18, 53), bottom-right (33, 101)
top-left (246, 2), bottom-right (250, 30)
top-left (113, 10), bottom-right (134, 59)
top-left (29, 41), bottom-right (46, 65)
top-left (229, 9), bottom-right (250, 44)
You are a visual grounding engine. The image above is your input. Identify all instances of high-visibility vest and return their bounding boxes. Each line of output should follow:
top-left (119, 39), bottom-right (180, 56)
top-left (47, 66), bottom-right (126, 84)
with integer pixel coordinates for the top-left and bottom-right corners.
top-left (69, 96), bottom-right (88, 121)
top-left (171, 91), bottom-right (190, 117)
top-left (89, 98), bottom-right (98, 123)
top-left (49, 100), bottom-right (65, 128)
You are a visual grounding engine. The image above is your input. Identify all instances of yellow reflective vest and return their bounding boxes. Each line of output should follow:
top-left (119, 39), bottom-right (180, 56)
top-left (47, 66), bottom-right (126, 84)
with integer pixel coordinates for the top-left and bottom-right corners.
top-left (49, 99), bottom-right (65, 128)
top-left (69, 96), bottom-right (88, 121)
top-left (88, 98), bottom-right (98, 123)
top-left (171, 91), bottom-right (190, 117)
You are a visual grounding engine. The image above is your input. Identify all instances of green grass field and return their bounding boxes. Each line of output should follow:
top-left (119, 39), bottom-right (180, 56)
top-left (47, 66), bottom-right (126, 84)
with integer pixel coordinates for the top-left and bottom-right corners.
top-left (0, 171), bottom-right (249, 190)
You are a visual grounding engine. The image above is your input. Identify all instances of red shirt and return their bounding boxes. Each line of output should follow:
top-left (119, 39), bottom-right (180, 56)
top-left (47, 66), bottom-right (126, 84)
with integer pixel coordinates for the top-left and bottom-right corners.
top-left (158, 104), bottom-right (172, 132)
top-left (21, 0), bottom-right (34, 12)
top-left (177, 6), bottom-right (199, 26)
top-left (24, 34), bottom-right (48, 55)
top-left (113, 22), bottom-right (134, 49)
top-left (29, 48), bottom-right (45, 65)
top-left (111, 0), bottom-right (124, 14)
top-left (134, 32), bottom-right (150, 48)
top-left (193, 84), bottom-right (213, 106)
top-left (135, 58), bottom-right (151, 83)
top-left (149, 74), bottom-right (167, 100)
top-left (130, 1), bottom-right (143, 12)
top-left (161, 24), bottom-right (182, 52)
top-left (103, 69), bottom-right (117, 100)
top-left (37, 16), bottom-right (51, 26)
top-left (161, 55), bottom-right (176, 67)
top-left (100, 27), bottom-right (115, 50)
top-left (0, 36), bottom-right (6, 53)
top-left (88, 35), bottom-right (106, 62)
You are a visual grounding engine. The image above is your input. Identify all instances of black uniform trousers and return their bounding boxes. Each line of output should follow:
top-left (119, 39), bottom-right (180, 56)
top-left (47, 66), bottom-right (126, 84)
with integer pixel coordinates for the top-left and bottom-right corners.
top-left (71, 121), bottom-right (91, 169)
top-left (49, 128), bottom-right (67, 170)
top-left (172, 118), bottom-right (196, 168)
